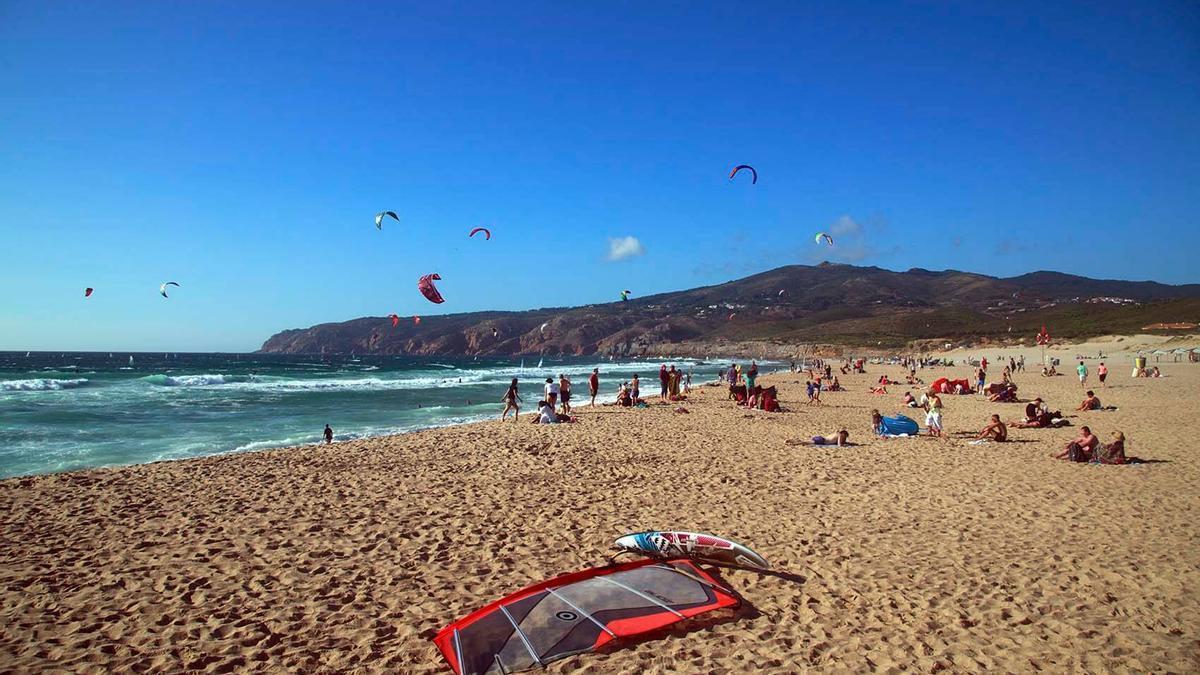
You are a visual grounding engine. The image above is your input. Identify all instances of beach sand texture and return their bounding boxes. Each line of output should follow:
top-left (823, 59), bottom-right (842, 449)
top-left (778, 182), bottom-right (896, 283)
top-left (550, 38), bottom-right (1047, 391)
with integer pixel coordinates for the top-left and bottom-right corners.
top-left (2, 350), bottom-right (1198, 672)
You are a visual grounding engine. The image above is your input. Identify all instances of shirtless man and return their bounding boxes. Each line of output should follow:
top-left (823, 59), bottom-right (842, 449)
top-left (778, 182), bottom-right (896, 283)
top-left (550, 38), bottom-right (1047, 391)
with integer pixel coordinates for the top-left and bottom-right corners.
top-left (1076, 390), bottom-right (1101, 411)
top-left (1054, 426), bottom-right (1098, 460)
top-left (975, 414), bottom-right (1008, 441)
top-left (588, 368), bottom-right (599, 407)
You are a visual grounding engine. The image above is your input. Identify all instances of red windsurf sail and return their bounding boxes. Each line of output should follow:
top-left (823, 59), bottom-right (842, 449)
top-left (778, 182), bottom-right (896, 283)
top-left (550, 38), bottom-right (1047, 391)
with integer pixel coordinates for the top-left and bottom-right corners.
top-left (433, 558), bottom-right (738, 674)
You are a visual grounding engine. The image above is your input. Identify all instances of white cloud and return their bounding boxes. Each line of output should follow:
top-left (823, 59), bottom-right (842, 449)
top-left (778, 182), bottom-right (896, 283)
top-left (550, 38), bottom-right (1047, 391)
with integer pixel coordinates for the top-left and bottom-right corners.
top-left (606, 236), bottom-right (645, 261)
top-left (829, 215), bottom-right (862, 237)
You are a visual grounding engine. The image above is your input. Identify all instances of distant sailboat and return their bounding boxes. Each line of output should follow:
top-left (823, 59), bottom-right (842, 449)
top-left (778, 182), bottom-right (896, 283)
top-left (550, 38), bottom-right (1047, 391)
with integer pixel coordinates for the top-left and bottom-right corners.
top-left (25, 351), bottom-right (30, 357)
top-left (520, 358), bottom-right (525, 372)
top-left (537, 354), bottom-right (544, 369)
top-left (129, 355), bottom-right (134, 366)
top-left (109, 353), bottom-right (113, 358)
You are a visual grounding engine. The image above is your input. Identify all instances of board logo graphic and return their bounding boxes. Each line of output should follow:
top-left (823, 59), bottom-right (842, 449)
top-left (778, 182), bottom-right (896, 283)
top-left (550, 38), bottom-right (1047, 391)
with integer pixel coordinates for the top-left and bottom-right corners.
top-left (554, 611), bottom-right (578, 622)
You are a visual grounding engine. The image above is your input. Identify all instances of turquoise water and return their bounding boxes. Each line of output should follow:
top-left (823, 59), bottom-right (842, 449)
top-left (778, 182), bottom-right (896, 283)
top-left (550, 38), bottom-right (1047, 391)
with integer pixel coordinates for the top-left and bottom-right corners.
top-left (0, 352), bottom-right (726, 478)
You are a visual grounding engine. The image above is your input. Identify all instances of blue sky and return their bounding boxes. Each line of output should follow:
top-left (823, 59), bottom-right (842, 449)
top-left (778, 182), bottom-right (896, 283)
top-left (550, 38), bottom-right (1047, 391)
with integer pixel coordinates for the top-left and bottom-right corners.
top-left (1, 2), bottom-right (1198, 351)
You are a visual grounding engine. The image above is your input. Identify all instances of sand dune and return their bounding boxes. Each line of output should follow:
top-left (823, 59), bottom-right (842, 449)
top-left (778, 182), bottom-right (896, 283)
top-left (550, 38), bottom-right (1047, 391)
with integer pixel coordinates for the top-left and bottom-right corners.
top-left (2, 350), bottom-right (1198, 672)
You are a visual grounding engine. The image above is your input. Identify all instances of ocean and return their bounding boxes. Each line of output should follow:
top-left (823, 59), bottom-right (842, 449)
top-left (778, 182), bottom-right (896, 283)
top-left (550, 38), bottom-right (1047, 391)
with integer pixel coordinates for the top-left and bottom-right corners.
top-left (0, 352), bottom-right (733, 478)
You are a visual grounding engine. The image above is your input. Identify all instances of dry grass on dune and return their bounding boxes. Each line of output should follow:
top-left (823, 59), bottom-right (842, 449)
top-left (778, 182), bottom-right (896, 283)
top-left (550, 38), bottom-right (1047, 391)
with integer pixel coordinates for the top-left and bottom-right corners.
top-left (1, 358), bottom-right (1198, 673)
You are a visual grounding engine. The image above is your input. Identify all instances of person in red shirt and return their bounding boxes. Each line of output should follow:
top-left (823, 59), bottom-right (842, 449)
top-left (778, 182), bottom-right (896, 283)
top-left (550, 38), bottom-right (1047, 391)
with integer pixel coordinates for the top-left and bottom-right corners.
top-left (588, 368), bottom-right (599, 407)
top-left (1097, 362), bottom-right (1108, 387)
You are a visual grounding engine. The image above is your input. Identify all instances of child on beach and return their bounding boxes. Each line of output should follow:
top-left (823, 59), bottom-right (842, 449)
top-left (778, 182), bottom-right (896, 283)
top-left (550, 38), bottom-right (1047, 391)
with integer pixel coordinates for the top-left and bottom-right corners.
top-left (323, 424), bottom-right (333, 444)
top-left (501, 378), bottom-right (521, 422)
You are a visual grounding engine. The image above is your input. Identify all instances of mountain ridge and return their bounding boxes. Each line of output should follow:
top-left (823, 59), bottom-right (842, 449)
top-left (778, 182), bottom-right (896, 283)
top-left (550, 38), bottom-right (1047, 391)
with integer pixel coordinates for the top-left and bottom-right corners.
top-left (259, 264), bottom-right (1200, 355)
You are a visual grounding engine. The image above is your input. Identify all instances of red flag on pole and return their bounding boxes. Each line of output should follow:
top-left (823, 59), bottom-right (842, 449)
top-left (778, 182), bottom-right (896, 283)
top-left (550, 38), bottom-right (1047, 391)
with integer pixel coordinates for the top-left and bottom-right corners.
top-left (1036, 326), bottom-right (1050, 345)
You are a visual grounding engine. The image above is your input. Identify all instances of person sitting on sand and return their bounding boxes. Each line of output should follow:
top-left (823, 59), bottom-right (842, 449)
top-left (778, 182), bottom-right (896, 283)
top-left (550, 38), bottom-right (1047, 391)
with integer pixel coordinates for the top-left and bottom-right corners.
top-left (501, 378), bottom-right (522, 422)
top-left (975, 414), bottom-right (1008, 442)
top-left (324, 424), bottom-right (333, 444)
top-left (1054, 425), bottom-right (1099, 461)
top-left (616, 382), bottom-right (632, 407)
top-left (536, 400), bottom-right (557, 424)
top-left (1152, 366), bottom-right (1162, 378)
top-left (1094, 431), bottom-right (1141, 464)
top-left (902, 391), bottom-right (919, 407)
top-left (1076, 390), bottom-right (1102, 411)
top-left (827, 376), bottom-right (843, 391)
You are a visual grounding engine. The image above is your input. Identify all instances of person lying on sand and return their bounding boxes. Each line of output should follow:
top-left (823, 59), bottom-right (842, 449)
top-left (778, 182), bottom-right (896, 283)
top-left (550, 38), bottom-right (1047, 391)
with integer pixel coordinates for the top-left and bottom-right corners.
top-left (810, 429), bottom-right (851, 446)
top-left (1076, 390), bottom-right (1102, 411)
top-left (987, 384), bottom-right (1018, 403)
top-left (1054, 425), bottom-right (1098, 460)
top-left (975, 414), bottom-right (1008, 442)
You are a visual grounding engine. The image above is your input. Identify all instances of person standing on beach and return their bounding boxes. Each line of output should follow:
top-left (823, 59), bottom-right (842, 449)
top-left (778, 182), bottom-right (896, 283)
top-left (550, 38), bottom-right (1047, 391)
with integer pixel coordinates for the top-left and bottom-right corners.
top-left (558, 374), bottom-right (572, 415)
top-left (588, 368), bottom-right (599, 406)
top-left (976, 366), bottom-right (987, 394)
top-left (658, 364), bottom-right (669, 402)
top-left (1097, 362), bottom-right (1108, 388)
top-left (745, 365), bottom-right (758, 407)
top-left (544, 377), bottom-right (559, 408)
top-left (1077, 361), bottom-right (1088, 388)
top-left (323, 424), bottom-right (333, 444)
top-left (631, 374), bottom-right (640, 403)
top-left (501, 378), bottom-right (521, 422)
top-left (924, 391), bottom-right (944, 437)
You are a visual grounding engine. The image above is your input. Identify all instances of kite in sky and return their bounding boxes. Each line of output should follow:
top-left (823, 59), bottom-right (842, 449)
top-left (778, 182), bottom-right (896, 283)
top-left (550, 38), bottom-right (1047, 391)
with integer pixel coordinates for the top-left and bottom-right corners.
top-left (375, 211), bottom-right (399, 229)
top-left (469, 227), bottom-right (491, 240)
top-left (159, 281), bottom-right (180, 298)
top-left (418, 274), bottom-right (445, 304)
top-left (728, 164), bottom-right (757, 184)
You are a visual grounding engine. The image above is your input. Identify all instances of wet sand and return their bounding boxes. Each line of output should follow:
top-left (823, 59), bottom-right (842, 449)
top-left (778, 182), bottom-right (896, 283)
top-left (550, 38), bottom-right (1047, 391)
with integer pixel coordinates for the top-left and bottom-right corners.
top-left (2, 345), bottom-right (1198, 672)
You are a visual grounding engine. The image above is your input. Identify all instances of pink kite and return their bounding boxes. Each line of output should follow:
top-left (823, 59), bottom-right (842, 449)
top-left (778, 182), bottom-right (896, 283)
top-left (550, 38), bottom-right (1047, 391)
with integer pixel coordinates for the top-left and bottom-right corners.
top-left (84, 287), bottom-right (94, 297)
top-left (469, 227), bottom-right (491, 240)
top-left (388, 314), bottom-right (400, 328)
top-left (418, 274), bottom-right (445, 304)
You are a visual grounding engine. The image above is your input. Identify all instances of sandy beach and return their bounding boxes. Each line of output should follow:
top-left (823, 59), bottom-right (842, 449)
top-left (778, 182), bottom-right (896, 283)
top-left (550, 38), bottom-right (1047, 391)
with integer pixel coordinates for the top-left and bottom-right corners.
top-left (2, 341), bottom-right (1198, 673)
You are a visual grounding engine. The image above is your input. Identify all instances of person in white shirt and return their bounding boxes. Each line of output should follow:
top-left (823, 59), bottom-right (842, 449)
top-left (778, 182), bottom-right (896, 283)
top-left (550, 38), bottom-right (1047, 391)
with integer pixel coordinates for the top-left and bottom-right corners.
top-left (544, 377), bottom-right (560, 407)
top-left (537, 400), bottom-right (557, 424)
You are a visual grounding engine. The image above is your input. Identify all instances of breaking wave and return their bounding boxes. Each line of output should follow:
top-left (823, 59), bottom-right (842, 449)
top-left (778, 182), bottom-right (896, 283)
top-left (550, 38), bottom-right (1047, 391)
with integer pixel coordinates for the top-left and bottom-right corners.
top-left (1, 378), bottom-right (90, 391)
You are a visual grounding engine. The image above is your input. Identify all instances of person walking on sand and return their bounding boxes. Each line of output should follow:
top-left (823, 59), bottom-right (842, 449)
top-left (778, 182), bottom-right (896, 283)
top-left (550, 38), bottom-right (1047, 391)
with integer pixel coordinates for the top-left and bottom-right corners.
top-left (323, 424), bottom-right (333, 444)
top-left (501, 378), bottom-right (522, 422)
top-left (976, 366), bottom-right (987, 395)
top-left (558, 374), bottom-right (572, 415)
top-left (1077, 361), bottom-right (1088, 388)
top-left (588, 368), bottom-right (599, 406)
top-left (1097, 362), bottom-right (1108, 388)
